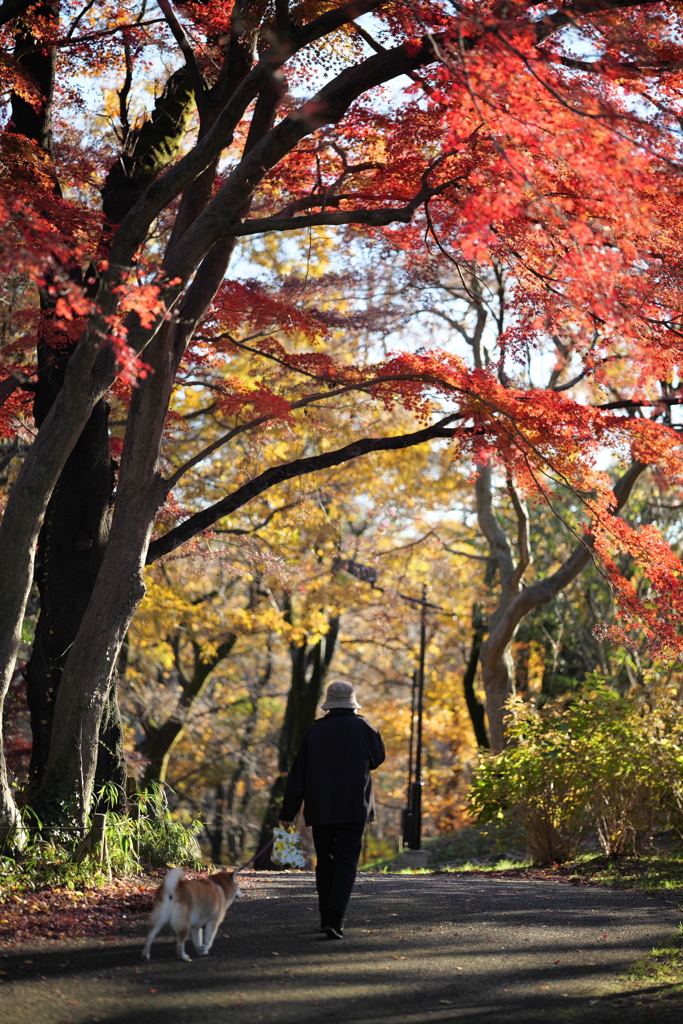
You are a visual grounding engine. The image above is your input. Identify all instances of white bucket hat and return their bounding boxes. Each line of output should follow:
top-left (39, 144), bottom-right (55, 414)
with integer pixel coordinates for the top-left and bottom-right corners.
top-left (321, 680), bottom-right (362, 711)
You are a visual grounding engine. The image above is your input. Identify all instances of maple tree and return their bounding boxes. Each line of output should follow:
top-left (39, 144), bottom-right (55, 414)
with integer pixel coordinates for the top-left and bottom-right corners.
top-left (3, 0), bottom-right (683, 844)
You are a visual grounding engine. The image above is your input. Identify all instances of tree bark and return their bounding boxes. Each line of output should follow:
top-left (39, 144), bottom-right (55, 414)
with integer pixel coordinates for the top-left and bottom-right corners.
top-left (25, 399), bottom-right (118, 795)
top-left (462, 604), bottom-right (489, 749)
top-left (477, 461), bottom-right (646, 751)
top-left (31, 316), bottom-right (176, 823)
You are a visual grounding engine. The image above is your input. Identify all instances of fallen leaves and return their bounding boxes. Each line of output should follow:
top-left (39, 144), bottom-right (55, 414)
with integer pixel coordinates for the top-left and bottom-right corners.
top-left (0, 879), bottom-right (155, 943)
top-left (0, 872), bottom-right (256, 945)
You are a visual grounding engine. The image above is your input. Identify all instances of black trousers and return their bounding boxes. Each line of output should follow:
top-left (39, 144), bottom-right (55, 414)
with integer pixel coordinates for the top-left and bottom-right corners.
top-left (312, 822), bottom-right (365, 928)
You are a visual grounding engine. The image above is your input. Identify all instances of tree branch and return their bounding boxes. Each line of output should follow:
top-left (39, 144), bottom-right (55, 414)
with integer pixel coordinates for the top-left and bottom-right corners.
top-left (156, 0), bottom-right (205, 106)
top-left (212, 501), bottom-right (297, 535)
top-left (159, 37), bottom-right (445, 284)
top-left (485, 461), bottom-right (647, 662)
top-left (165, 370), bottom-right (471, 488)
top-left (147, 415), bottom-right (461, 563)
top-left (475, 461), bottom-right (516, 588)
top-left (507, 473), bottom-right (531, 588)
top-left (221, 201), bottom-right (430, 236)
top-left (108, 0), bottom-right (391, 267)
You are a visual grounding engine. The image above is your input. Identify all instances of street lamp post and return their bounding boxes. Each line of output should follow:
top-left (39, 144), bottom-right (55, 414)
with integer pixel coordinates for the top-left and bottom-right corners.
top-left (336, 560), bottom-right (447, 852)
top-left (402, 584), bottom-right (427, 851)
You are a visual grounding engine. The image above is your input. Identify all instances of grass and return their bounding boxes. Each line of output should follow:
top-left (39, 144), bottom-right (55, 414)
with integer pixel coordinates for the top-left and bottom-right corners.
top-left (362, 815), bottom-right (528, 872)
top-left (587, 925), bottom-right (683, 1019)
top-left (578, 849), bottom-right (683, 893)
top-left (361, 820), bottom-right (529, 873)
top-left (364, 824), bottom-right (683, 893)
top-left (628, 925), bottom-right (683, 988)
top-left (0, 808), bottom-right (204, 898)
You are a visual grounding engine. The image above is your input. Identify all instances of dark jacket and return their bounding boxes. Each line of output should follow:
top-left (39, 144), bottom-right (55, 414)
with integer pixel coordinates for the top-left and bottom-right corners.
top-left (279, 709), bottom-right (385, 825)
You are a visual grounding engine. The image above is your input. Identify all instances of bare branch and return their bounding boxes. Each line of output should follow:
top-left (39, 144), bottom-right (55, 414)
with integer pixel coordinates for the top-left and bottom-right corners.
top-left (156, 0), bottom-right (205, 104)
top-left (147, 415), bottom-right (461, 562)
top-left (484, 461), bottom-right (647, 662)
top-left (507, 472), bottom-right (531, 587)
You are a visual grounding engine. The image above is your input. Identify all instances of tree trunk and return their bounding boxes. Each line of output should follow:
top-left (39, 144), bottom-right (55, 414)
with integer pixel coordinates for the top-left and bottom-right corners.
top-left (93, 684), bottom-right (127, 813)
top-left (139, 636), bottom-right (238, 787)
top-left (479, 640), bottom-right (515, 754)
top-left (474, 463), bottom-right (646, 752)
top-left (207, 783), bottom-right (226, 864)
top-left (25, 399), bottom-right (117, 796)
top-left (462, 603), bottom-right (489, 749)
top-left (31, 368), bottom-right (169, 823)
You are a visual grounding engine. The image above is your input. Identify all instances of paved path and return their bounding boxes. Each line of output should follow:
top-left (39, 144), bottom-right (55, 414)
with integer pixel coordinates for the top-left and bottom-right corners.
top-left (1, 872), bottom-right (681, 1023)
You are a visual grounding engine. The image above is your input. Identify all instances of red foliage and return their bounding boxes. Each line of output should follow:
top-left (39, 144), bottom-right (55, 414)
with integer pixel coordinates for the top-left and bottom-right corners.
top-left (3, 0), bottom-right (683, 660)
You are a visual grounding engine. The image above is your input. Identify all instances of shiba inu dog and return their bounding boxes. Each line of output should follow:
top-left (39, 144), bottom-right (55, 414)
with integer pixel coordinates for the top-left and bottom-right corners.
top-left (142, 867), bottom-right (242, 961)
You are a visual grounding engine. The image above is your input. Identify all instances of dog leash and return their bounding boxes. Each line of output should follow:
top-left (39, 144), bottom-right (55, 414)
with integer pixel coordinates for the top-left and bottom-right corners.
top-left (234, 837), bottom-right (274, 873)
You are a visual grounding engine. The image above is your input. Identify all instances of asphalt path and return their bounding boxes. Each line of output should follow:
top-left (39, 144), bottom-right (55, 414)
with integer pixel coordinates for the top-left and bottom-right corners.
top-left (1, 872), bottom-right (682, 1024)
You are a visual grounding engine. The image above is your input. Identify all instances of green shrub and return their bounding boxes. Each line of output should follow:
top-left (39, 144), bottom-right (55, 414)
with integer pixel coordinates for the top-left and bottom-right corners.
top-left (579, 686), bottom-right (665, 857)
top-left (470, 683), bottom-right (680, 864)
top-left (470, 698), bottom-right (591, 863)
top-left (132, 782), bottom-right (203, 869)
top-left (0, 786), bottom-right (203, 896)
top-left (136, 817), bottom-right (202, 868)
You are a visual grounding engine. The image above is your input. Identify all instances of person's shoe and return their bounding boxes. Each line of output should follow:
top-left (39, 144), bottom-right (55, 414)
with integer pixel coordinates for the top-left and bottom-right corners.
top-left (323, 925), bottom-right (343, 940)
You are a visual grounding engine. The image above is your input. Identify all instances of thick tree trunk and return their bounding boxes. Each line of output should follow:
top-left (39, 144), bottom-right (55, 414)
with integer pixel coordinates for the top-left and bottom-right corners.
top-left (31, 327), bottom-right (171, 823)
top-left (93, 685), bottom-right (127, 812)
top-left (140, 721), bottom-right (186, 788)
top-left (25, 400), bottom-right (117, 793)
top-left (32, 495), bottom-right (156, 824)
top-left (479, 640), bottom-right (515, 754)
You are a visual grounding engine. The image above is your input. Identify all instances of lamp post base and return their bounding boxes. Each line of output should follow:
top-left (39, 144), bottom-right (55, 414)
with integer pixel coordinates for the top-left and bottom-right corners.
top-left (402, 849), bottom-right (429, 869)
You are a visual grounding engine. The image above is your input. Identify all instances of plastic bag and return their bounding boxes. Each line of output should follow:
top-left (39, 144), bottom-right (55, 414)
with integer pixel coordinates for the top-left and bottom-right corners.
top-left (271, 826), bottom-right (306, 868)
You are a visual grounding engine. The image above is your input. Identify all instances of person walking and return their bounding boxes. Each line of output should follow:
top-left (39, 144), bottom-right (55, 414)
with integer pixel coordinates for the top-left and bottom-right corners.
top-left (279, 680), bottom-right (385, 940)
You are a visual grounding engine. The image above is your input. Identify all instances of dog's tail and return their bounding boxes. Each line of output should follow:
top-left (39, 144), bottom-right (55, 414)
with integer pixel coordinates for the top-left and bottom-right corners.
top-left (161, 866), bottom-right (185, 902)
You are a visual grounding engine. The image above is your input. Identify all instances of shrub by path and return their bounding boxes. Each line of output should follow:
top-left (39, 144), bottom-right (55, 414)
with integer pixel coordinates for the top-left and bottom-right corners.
top-left (0, 871), bottom-right (681, 1023)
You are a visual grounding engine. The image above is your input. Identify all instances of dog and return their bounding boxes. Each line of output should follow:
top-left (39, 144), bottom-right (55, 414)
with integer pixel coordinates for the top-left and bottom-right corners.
top-left (142, 867), bottom-right (242, 961)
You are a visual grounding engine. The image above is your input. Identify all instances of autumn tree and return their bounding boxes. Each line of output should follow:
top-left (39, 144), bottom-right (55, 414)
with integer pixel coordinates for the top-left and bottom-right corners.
top-left (0, 0), bottom-right (462, 836)
top-left (4, 0), bottom-right (683, 842)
